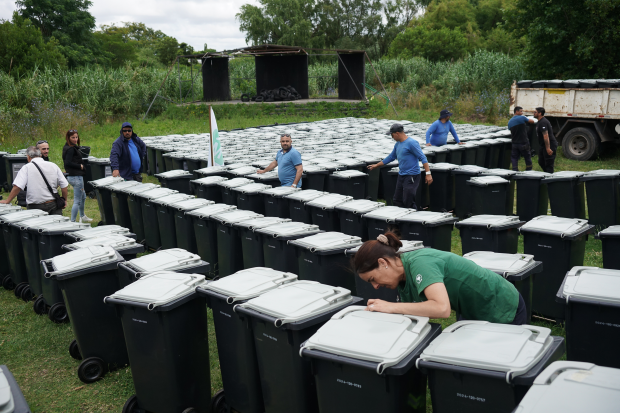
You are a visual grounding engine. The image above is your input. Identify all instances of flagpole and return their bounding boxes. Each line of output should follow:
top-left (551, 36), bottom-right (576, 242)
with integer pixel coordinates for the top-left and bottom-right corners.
top-left (209, 105), bottom-right (214, 167)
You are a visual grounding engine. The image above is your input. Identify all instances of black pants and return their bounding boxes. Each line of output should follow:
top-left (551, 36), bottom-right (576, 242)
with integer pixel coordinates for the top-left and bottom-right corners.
top-left (28, 201), bottom-right (62, 215)
top-left (456, 293), bottom-right (528, 325)
top-left (538, 145), bottom-right (557, 173)
top-left (126, 174), bottom-right (143, 182)
top-left (511, 144), bottom-right (533, 171)
top-left (393, 174), bottom-right (421, 209)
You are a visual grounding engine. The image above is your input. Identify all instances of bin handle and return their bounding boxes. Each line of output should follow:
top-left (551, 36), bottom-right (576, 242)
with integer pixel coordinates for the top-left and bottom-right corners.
top-left (41, 259), bottom-right (55, 278)
top-left (532, 361), bottom-right (595, 385)
top-left (442, 320), bottom-right (489, 333)
top-left (325, 290), bottom-right (350, 305)
top-left (406, 316), bottom-right (429, 336)
top-left (525, 325), bottom-right (551, 344)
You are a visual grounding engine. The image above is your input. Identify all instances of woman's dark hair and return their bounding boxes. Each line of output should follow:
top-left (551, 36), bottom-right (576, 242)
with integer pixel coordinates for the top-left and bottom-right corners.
top-left (352, 232), bottom-right (403, 274)
top-left (65, 129), bottom-right (80, 147)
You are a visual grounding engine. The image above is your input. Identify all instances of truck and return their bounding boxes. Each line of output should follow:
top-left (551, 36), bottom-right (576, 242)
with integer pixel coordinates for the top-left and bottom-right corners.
top-left (510, 81), bottom-right (620, 161)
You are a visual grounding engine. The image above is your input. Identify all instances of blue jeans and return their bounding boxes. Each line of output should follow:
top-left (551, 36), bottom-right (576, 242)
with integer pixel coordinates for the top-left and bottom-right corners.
top-left (67, 175), bottom-right (86, 221)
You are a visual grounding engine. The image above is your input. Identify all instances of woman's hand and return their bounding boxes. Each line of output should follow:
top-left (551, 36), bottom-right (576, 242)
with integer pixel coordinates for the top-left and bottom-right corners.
top-left (366, 299), bottom-right (398, 314)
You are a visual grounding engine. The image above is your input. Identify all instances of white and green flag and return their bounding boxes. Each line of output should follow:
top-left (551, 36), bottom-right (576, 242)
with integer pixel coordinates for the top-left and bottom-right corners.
top-left (210, 106), bottom-right (224, 167)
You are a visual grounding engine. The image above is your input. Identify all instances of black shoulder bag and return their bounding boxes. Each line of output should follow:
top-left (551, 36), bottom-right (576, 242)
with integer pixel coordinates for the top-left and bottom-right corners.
top-left (32, 162), bottom-right (66, 209)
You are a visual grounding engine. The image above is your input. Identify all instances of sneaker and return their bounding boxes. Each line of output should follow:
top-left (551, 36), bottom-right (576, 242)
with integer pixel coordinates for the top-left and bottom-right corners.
top-left (80, 215), bottom-right (94, 223)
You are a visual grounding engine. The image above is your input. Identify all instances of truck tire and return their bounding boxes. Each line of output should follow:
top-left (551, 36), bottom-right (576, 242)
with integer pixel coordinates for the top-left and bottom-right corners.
top-left (562, 127), bottom-right (600, 161)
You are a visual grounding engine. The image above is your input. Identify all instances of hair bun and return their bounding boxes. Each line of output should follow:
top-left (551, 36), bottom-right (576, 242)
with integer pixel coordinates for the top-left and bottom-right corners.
top-left (376, 234), bottom-right (389, 245)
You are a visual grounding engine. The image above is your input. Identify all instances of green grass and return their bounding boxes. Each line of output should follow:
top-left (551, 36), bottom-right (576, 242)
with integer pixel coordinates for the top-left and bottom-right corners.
top-left (0, 108), bottom-right (616, 412)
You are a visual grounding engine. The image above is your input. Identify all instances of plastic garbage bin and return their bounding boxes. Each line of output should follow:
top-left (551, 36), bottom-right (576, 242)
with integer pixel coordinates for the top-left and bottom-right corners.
top-left (335, 199), bottom-right (384, 240)
top-left (234, 281), bottom-right (362, 413)
top-left (218, 178), bottom-right (254, 206)
top-left (542, 171), bottom-right (586, 219)
top-left (346, 241), bottom-right (424, 304)
top-left (234, 183), bottom-right (271, 215)
top-left (456, 215), bottom-right (525, 255)
top-left (151, 193), bottom-right (195, 250)
top-left (306, 193), bottom-right (354, 232)
top-left (290, 232), bottom-right (362, 293)
top-left (246, 171), bottom-right (281, 188)
top-left (184, 153), bottom-right (210, 174)
top-left (146, 146), bottom-right (157, 175)
top-left (155, 170), bottom-right (193, 194)
top-left (396, 211), bottom-right (457, 251)
top-left (193, 165), bottom-right (230, 180)
top-left (362, 206), bottom-right (415, 241)
top-left (300, 308), bottom-right (442, 413)
top-left (43, 246), bottom-right (128, 383)
top-left (300, 165), bottom-right (329, 191)
top-left (172, 198), bottom-right (213, 254)
top-left (379, 161), bottom-right (398, 203)
top-left (428, 163), bottom-right (458, 213)
top-left (445, 144), bottom-right (465, 166)
top-left (105, 272), bottom-right (210, 413)
top-left (89, 158), bottom-right (113, 182)
top-left (118, 248), bottom-right (210, 289)
top-left (579, 170), bottom-right (620, 226)
top-left (467, 176), bottom-right (511, 215)
top-left (0, 151), bottom-right (10, 191)
top-left (169, 152), bottom-right (189, 171)
top-left (417, 321), bottom-right (565, 413)
top-left (513, 171), bottom-right (551, 222)
top-left (190, 176), bottom-right (227, 202)
top-left (470, 139), bottom-right (490, 167)
top-left (108, 181), bottom-right (142, 230)
top-left (0, 205), bottom-right (21, 284)
top-left (595, 225), bottom-right (620, 269)
top-left (495, 138), bottom-right (513, 170)
top-left (65, 225), bottom-right (135, 242)
top-left (458, 142), bottom-right (478, 166)
top-left (556, 266), bottom-right (620, 368)
top-left (260, 186), bottom-right (301, 218)
top-left (480, 168), bottom-right (517, 215)
top-left (83, 156), bottom-right (95, 195)
top-left (90, 176), bottom-right (124, 225)
top-left (327, 170), bottom-right (369, 199)
top-left (384, 165), bottom-right (430, 209)
top-left (481, 139), bottom-right (503, 169)
top-left (186, 204), bottom-right (237, 270)
top-left (0, 365), bottom-right (31, 413)
top-left (520, 216), bottom-right (594, 320)
top-left (136, 188), bottom-right (178, 249)
top-left (452, 165), bottom-right (488, 219)
top-left (154, 145), bottom-right (175, 173)
top-left (125, 183), bottom-right (159, 241)
top-left (62, 234), bottom-right (145, 261)
top-left (4, 154), bottom-right (27, 188)
top-left (227, 166), bottom-right (258, 180)
top-left (285, 190), bottom-right (327, 224)
top-left (463, 251), bottom-right (543, 324)
top-left (257, 222), bottom-right (322, 274)
top-left (213, 210), bottom-right (263, 277)
top-left (512, 361), bottom-right (620, 413)
top-left (235, 217), bottom-right (291, 269)
top-left (196, 268), bottom-right (298, 413)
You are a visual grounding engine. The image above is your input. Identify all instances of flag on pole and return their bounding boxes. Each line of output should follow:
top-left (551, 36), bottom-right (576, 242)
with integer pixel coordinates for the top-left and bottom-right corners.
top-left (209, 106), bottom-right (224, 167)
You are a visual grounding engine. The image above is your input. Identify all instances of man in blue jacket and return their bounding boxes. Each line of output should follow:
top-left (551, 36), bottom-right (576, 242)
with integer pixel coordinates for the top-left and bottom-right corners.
top-left (425, 109), bottom-right (464, 146)
top-left (368, 123), bottom-right (432, 209)
top-left (110, 122), bottom-right (146, 181)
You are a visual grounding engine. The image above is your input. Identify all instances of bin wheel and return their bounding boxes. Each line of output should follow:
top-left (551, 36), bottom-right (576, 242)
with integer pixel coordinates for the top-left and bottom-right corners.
top-left (20, 285), bottom-right (34, 302)
top-left (122, 395), bottom-right (139, 413)
top-left (14, 282), bottom-right (27, 298)
top-left (97, 221), bottom-right (104, 226)
top-left (77, 357), bottom-right (107, 383)
top-left (88, 191), bottom-right (96, 199)
top-left (33, 295), bottom-right (48, 315)
top-left (209, 390), bottom-right (229, 413)
top-left (2, 276), bottom-right (15, 291)
top-left (69, 339), bottom-right (82, 360)
top-left (48, 302), bottom-right (69, 324)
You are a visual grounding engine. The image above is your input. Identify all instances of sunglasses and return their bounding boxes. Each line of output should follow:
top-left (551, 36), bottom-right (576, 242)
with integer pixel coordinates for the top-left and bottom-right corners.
top-left (280, 134), bottom-right (291, 138)
top-left (122, 129), bottom-right (133, 133)
top-left (69, 129), bottom-right (78, 133)
top-left (37, 140), bottom-right (48, 145)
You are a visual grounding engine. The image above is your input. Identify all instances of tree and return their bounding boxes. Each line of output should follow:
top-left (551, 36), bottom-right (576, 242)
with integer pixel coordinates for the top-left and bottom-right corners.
top-left (155, 36), bottom-right (179, 66)
top-left (388, 24), bottom-right (470, 61)
top-left (94, 31), bottom-right (137, 68)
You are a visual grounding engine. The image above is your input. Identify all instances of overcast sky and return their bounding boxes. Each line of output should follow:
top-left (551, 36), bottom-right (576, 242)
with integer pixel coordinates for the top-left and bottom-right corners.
top-left (0, 0), bottom-right (259, 51)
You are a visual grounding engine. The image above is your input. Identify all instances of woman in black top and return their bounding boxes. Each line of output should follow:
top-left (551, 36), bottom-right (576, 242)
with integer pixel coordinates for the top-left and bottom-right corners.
top-left (63, 129), bottom-right (93, 223)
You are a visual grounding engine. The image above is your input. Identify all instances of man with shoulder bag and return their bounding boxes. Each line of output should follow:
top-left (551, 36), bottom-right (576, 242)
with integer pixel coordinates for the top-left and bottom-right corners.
top-left (0, 146), bottom-right (68, 215)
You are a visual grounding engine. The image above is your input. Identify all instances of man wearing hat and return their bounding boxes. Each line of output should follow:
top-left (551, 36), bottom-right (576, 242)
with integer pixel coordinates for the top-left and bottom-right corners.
top-left (425, 109), bottom-right (463, 146)
top-left (368, 123), bottom-right (432, 209)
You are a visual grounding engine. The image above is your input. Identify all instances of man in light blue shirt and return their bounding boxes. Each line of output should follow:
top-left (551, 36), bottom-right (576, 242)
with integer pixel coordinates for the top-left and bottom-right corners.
top-left (257, 133), bottom-right (303, 187)
top-left (425, 109), bottom-right (464, 147)
top-left (369, 123), bottom-right (432, 209)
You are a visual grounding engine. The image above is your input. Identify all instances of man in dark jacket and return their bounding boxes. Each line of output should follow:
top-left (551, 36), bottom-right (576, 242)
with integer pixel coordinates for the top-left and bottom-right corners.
top-left (110, 122), bottom-right (146, 181)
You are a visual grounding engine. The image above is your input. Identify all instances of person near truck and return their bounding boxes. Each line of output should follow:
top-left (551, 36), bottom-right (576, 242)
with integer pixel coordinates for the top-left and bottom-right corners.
top-left (533, 107), bottom-right (558, 173)
top-left (257, 133), bottom-right (303, 187)
top-left (425, 109), bottom-right (464, 146)
top-left (368, 123), bottom-right (432, 209)
top-left (110, 122), bottom-right (146, 182)
top-left (508, 106), bottom-right (535, 171)
top-left (63, 129), bottom-right (93, 223)
top-left (351, 232), bottom-right (527, 325)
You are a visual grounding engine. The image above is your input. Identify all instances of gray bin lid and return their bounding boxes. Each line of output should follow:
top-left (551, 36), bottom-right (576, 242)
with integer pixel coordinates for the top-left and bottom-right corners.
top-left (260, 186), bottom-right (301, 197)
top-left (301, 306), bottom-right (432, 374)
top-left (67, 225), bottom-right (132, 240)
top-left (233, 183), bottom-right (271, 194)
top-left (218, 177), bottom-right (253, 188)
top-left (107, 271), bottom-right (206, 309)
top-left (234, 216), bottom-right (291, 230)
top-left (331, 170), bottom-right (368, 179)
top-left (34, 221), bottom-right (90, 234)
top-left (89, 176), bottom-right (124, 188)
top-left (481, 169), bottom-right (518, 178)
top-left (520, 216), bottom-right (591, 237)
top-left (306, 194), bottom-right (354, 210)
top-left (125, 248), bottom-right (203, 272)
top-left (462, 251), bottom-right (537, 277)
top-left (457, 214), bottom-right (521, 228)
top-left (467, 176), bottom-right (509, 186)
top-left (236, 280), bottom-right (353, 326)
top-left (123, 183), bottom-right (159, 195)
top-left (201, 267), bottom-right (298, 302)
top-left (363, 206), bottom-right (415, 222)
top-left (229, 166), bottom-right (258, 176)
top-left (284, 189), bottom-right (327, 202)
top-left (89, 157), bottom-right (111, 165)
top-left (335, 158), bottom-right (364, 167)
top-left (16, 215), bottom-right (69, 230)
top-left (195, 166), bottom-right (230, 175)
top-left (513, 170), bottom-right (551, 180)
top-left (155, 169), bottom-right (192, 179)
top-left (191, 176), bottom-right (228, 186)
top-left (149, 193), bottom-right (194, 206)
top-left (212, 209), bottom-right (262, 225)
top-left (559, 266), bottom-right (620, 304)
top-left (0, 205), bottom-right (22, 216)
top-left (247, 171), bottom-right (279, 181)
top-left (0, 366), bottom-right (14, 413)
top-left (316, 161), bottom-right (345, 171)
top-left (335, 199), bottom-right (384, 214)
top-left (429, 163), bottom-right (459, 171)
top-left (107, 181), bottom-right (142, 192)
top-left (289, 232), bottom-right (362, 253)
top-left (346, 240), bottom-right (424, 255)
top-left (224, 163), bottom-right (250, 170)
top-left (396, 211), bottom-right (456, 225)
top-left (185, 204), bottom-right (237, 219)
top-left (48, 245), bottom-right (124, 275)
top-left (303, 165), bottom-right (328, 173)
top-left (256, 221), bottom-right (321, 238)
top-left (134, 187), bottom-right (178, 200)
top-left (580, 169), bottom-right (620, 177)
top-left (0, 209), bottom-right (48, 224)
top-left (542, 171), bottom-right (585, 182)
top-left (513, 361), bottom-right (620, 413)
top-left (419, 321), bottom-right (554, 378)
top-left (597, 225), bottom-right (620, 238)
top-left (64, 234), bottom-right (141, 253)
top-left (170, 198), bottom-right (213, 211)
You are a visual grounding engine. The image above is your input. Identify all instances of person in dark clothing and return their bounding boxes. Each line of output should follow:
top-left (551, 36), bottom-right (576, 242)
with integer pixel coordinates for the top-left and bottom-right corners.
top-left (110, 122), bottom-right (146, 181)
top-left (533, 107), bottom-right (558, 173)
top-left (507, 106), bottom-right (535, 171)
top-left (63, 129), bottom-right (93, 223)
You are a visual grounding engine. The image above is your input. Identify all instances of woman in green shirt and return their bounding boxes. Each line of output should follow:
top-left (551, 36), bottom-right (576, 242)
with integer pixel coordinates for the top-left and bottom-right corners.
top-left (352, 232), bottom-right (527, 324)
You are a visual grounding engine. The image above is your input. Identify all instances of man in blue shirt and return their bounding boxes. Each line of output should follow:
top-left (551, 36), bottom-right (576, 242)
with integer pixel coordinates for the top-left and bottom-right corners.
top-left (257, 133), bottom-right (303, 187)
top-left (508, 106), bottom-right (535, 171)
top-left (369, 123), bottom-right (432, 209)
top-left (110, 122), bottom-right (146, 181)
top-left (425, 110), bottom-right (464, 146)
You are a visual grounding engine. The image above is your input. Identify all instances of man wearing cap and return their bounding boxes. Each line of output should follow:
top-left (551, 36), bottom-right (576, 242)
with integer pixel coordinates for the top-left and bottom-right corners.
top-left (425, 109), bottom-right (463, 147)
top-left (257, 133), bottom-right (303, 187)
top-left (368, 123), bottom-right (432, 209)
top-left (110, 122), bottom-right (146, 181)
